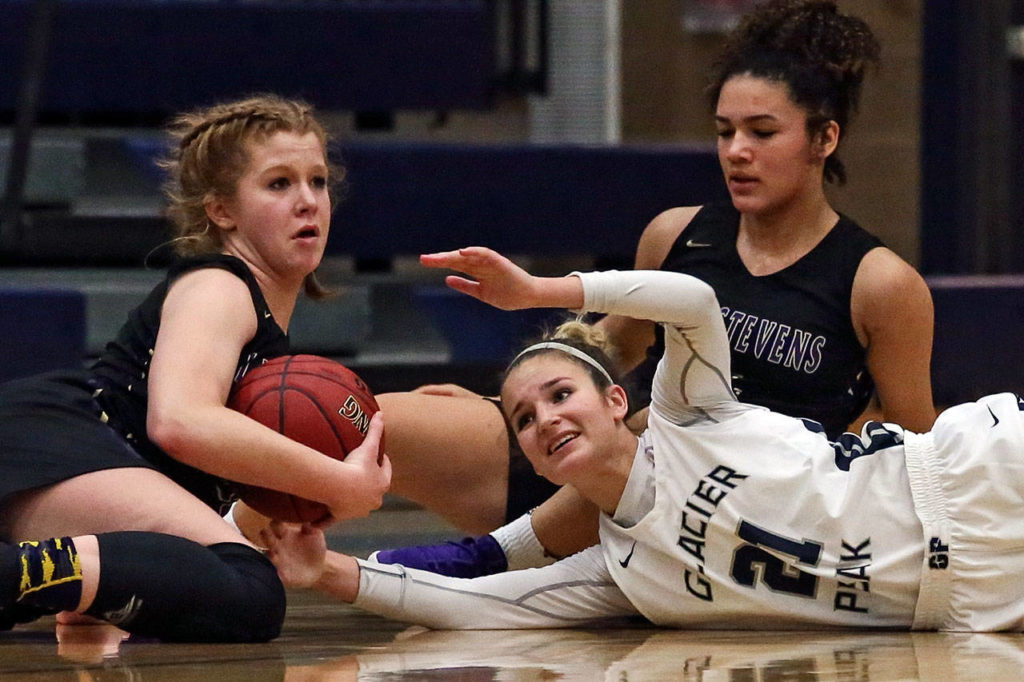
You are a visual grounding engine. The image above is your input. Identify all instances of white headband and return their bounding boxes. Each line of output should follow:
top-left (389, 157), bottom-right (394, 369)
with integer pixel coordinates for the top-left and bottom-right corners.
top-left (511, 342), bottom-right (614, 385)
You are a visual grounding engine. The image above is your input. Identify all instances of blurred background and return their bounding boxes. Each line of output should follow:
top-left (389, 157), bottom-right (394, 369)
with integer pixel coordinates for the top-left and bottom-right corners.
top-left (1, 0), bottom-right (1022, 412)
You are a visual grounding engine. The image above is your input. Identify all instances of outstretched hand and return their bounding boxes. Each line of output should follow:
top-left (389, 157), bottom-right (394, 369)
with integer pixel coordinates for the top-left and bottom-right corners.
top-left (420, 247), bottom-right (541, 310)
top-left (260, 521), bottom-right (327, 589)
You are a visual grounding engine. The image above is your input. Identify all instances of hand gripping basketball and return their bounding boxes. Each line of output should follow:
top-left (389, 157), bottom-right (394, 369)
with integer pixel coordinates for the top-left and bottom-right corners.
top-left (227, 355), bottom-right (385, 523)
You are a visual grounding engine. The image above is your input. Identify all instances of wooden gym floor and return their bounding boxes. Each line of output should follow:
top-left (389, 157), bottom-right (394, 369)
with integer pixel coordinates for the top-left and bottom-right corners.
top-left (5, 596), bottom-right (1024, 681)
top-left (2, 508), bottom-right (1024, 681)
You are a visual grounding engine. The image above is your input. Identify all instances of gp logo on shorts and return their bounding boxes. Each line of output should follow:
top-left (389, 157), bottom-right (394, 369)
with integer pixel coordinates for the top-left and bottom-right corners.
top-left (927, 537), bottom-right (949, 570)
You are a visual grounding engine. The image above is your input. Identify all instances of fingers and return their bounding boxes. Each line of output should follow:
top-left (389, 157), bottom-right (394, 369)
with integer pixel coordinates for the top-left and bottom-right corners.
top-left (310, 512), bottom-right (338, 531)
top-left (419, 249), bottom-right (459, 268)
top-left (369, 413), bottom-right (389, 469)
top-left (421, 247), bottom-right (507, 284)
top-left (420, 247), bottom-right (530, 310)
top-left (257, 519), bottom-right (286, 552)
top-left (259, 520), bottom-right (321, 551)
top-left (326, 411), bottom-right (391, 520)
top-left (364, 410), bottom-right (384, 446)
top-left (444, 275), bottom-right (483, 299)
top-left (420, 246), bottom-right (494, 270)
top-left (347, 412), bottom-right (385, 464)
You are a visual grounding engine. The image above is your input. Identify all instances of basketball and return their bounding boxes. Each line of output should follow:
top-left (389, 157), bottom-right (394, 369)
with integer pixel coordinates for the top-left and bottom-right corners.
top-left (227, 354), bottom-right (381, 523)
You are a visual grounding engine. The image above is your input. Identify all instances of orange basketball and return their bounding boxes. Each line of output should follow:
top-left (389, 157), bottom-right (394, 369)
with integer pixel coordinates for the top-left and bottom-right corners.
top-left (227, 355), bottom-right (380, 523)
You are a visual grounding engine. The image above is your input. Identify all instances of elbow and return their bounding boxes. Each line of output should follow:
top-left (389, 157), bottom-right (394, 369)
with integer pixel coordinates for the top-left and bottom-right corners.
top-left (146, 408), bottom-right (195, 458)
top-left (692, 278), bottom-right (721, 316)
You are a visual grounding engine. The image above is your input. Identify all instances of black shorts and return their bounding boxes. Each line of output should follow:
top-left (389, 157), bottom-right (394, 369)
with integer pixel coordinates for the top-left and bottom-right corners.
top-left (0, 370), bottom-right (155, 506)
top-left (483, 398), bottom-right (560, 522)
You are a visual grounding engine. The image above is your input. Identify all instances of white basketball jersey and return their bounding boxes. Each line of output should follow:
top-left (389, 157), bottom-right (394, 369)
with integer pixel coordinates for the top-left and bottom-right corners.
top-left (579, 270), bottom-right (925, 628)
top-left (601, 409), bottom-right (924, 628)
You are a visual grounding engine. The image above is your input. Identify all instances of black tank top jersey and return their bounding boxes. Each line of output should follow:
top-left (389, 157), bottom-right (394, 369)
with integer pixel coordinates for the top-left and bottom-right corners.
top-left (89, 253), bottom-right (290, 508)
top-left (635, 202), bottom-right (882, 437)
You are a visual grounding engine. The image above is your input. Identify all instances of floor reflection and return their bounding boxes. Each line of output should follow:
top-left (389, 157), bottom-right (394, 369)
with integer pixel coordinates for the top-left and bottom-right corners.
top-left (3, 592), bottom-right (1024, 681)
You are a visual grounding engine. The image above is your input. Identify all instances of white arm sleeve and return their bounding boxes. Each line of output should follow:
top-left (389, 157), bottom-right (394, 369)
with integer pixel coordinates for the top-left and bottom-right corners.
top-left (354, 546), bottom-right (639, 629)
top-left (575, 270), bottom-right (735, 414)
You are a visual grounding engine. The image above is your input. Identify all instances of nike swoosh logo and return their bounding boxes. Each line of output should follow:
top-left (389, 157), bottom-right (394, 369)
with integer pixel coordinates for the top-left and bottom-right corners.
top-left (988, 405), bottom-right (1000, 427)
top-left (686, 239), bottom-right (712, 248)
top-left (619, 541), bottom-right (637, 568)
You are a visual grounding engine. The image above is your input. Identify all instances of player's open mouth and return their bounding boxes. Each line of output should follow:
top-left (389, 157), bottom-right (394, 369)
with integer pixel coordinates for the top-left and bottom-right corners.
top-left (294, 226), bottom-right (319, 239)
top-left (549, 433), bottom-right (578, 454)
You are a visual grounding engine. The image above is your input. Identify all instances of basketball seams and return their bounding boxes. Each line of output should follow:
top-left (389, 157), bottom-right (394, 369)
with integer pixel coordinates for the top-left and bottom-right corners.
top-left (272, 368), bottom-right (368, 391)
top-left (225, 354), bottom-right (378, 523)
top-left (282, 386), bottom-right (350, 455)
top-left (233, 383), bottom-right (375, 447)
top-left (227, 386), bottom-right (281, 417)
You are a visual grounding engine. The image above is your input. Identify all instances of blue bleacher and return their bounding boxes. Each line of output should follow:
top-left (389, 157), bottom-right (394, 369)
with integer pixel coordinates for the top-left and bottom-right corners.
top-left (329, 141), bottom-right (725, 260)
top-left (118, 136), bottom-right (727, 262)
top-left (0, 0), bottom-right (495, 116)
top-left (927, 276), bottom-right (1024, 405)
top-left (5, 135), bottom-right (728, 387)
top-left (0, 287), bottom-right (86, 382)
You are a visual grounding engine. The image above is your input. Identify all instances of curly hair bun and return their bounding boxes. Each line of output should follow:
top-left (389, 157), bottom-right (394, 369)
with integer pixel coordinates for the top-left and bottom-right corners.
top-left (732, 0), bottom-right (880, 83)
top-left (707, 0), bottom-right (881, 185)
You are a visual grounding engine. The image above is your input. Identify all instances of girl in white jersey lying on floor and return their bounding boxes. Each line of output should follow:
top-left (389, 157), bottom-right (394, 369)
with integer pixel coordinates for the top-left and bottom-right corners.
top-left (262, 246), bottom-right (1024, 631)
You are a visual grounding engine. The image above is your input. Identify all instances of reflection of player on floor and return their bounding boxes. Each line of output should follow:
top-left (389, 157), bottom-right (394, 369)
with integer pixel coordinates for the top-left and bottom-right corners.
top-left (288, 628), bottom-right (1017, 681)
top-left (264, 247), bottom-right (1024, 632)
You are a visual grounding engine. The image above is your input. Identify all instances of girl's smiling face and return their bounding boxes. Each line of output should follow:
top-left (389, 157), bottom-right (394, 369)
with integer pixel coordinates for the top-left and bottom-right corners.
top-left (501, 353), bottom-right (628, 487)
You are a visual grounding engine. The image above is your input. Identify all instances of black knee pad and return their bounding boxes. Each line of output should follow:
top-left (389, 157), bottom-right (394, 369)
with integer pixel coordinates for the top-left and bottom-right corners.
top-left (86, 532), bottom-right (285, 642)
top-left (207, 541), bottom-right (288, 640)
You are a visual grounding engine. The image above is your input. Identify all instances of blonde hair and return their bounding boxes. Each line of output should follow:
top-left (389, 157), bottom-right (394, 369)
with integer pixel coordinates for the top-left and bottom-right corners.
top-left (551, 319), bottom-right (616, 361)
top-left (505, 318), bottom-right (620, 390)
top-left (158, 94), bottom-right (344, 297)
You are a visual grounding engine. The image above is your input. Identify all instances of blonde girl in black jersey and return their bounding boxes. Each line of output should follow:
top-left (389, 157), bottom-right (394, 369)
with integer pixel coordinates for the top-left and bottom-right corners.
top-left (0, 95), bottom-right (390, 641)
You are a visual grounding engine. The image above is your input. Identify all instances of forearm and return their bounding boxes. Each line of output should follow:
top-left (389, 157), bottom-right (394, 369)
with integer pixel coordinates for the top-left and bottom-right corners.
top-left (353, 547), bottom-right (637, 630)
top-left (157, 407), bottom-right (344, 498)
top-left (154, 405), bottom-right (378, 514)
top-left (576, 270), bottom-right (718, 325)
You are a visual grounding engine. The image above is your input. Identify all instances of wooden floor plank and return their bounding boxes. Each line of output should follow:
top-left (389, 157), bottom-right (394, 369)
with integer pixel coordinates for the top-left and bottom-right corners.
top-left (3, 588), bottom-right (1024, 681)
